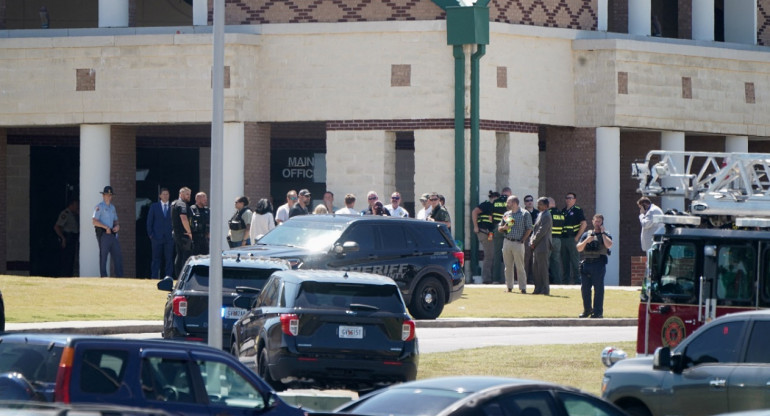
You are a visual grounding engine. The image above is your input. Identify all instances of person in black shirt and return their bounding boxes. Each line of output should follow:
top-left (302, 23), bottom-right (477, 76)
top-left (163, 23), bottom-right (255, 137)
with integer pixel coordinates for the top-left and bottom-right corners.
top-left (472, 190), bottom-right (498, 284)
top-left (171, 187), bottom-right (193, 277)
top-left (290, 189), bottom-right (311, 218)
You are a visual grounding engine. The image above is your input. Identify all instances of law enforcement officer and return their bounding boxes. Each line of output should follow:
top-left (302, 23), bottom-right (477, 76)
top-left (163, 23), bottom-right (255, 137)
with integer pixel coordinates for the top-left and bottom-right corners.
top-left (547, 197), bottom-right (565, 284)
top-left (190, 192), bottom-right (210, 256)
top-left (472, 190), bottom-right (498, 284)
top-left (560, 192), bottom-right (586, 285)
top-left (491, 187), bottom-right (512, 283)
top-left (54, 199), bottom-right (79, 277)
top-left (577, 213), bottom-right (613, 318)
top-left (92, 186), bottom-right (123, 277)
top-left (172, 187), bottom-right (193, 277)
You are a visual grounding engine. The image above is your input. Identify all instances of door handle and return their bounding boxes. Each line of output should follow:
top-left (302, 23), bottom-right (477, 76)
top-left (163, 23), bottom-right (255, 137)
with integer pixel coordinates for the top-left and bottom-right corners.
top-left (368, 255), bottom-right (377, 260)
top-left (710, 379), bottom-right (726, 388)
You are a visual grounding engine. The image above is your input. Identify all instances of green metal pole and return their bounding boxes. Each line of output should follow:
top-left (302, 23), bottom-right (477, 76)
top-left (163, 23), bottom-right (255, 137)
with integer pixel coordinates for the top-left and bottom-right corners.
top-left (469, 44), bottom-right (485, 280)
top-left (453, 45), bottom-right (465, 251)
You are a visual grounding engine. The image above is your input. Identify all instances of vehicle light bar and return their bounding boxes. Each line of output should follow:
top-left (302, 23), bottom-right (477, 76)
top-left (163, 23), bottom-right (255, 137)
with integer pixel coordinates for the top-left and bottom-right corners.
top-left (652, 214), bottom-right (701, 226)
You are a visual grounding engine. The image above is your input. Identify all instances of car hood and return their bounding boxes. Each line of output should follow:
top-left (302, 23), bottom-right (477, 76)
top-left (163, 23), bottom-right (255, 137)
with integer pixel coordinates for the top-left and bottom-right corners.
top-left (228, 244), bottom-right (323, 262)
top-left (604, 355), bottom-right (655, 374)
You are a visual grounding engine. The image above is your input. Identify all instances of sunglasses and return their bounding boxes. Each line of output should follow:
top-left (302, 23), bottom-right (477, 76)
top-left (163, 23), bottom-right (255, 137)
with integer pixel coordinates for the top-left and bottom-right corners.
top-left (368, 196), bottom-right (378, 200)
top-left (391, 196), bottom-right (400, 200)
top-left (565, 196), bottom-right (575, 200)
top-left (524, 199), bottom-right (533, 202)
top-left (429, 198), bottom-right (439, 201)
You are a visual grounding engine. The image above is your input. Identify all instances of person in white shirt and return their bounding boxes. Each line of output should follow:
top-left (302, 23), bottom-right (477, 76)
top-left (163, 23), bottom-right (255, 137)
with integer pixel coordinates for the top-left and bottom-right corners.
top-left (335, 193), bottom-right (359, 215)
top-left (637, 196), bottom-right (664, 253)
top-left (275, 190), bottom-right (297, 225)
top-left (385, 191), bottom-right (409, 218)
top-left (250, 198), bottom-right (275, 242)
top-left (416, 193), bottom-right (432, 220)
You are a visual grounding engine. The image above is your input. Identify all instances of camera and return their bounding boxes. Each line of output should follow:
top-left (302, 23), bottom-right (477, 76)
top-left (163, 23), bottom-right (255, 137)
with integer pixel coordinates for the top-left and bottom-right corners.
top-left (586, 232), bottom-right (602, 251)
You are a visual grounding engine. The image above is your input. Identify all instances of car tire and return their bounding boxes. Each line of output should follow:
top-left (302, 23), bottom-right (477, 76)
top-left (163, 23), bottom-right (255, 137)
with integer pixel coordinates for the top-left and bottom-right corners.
top-left (624, 404), bottom-right (652, 416)
top-left (258, 348), bottom-right (285, 391)
top-left (409, 276), bottom-right (445, 320)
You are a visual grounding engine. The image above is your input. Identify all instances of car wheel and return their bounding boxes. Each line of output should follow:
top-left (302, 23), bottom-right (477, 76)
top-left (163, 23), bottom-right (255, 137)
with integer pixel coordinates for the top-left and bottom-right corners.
top-left (409, 277), bottom-right (445, 320)
top-left (624, 405), bottom-right (652, 416)
top-left (258, 349), bottom-right (285, 391)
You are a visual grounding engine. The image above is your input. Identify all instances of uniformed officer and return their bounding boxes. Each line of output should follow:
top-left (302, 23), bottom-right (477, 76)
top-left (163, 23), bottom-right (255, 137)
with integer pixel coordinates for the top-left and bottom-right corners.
top-left (560, 192), bottom-right (587, 285)
top-left (171, 187), bottom-right (194, 277)
top-left (92, 186), bottom-right (123, 277)
top-left (577, 213), bottom-right (613, 318)
top-left (491, 187), bottom-right (512, 283)
top-left (472, 190), bottom-right (498, 284)
top-left (547, 197), bottom-right (565, 284)
top-left (190, 192), bottom-right (210, 256)
top-left (54, 199), bottom-right (79, 277)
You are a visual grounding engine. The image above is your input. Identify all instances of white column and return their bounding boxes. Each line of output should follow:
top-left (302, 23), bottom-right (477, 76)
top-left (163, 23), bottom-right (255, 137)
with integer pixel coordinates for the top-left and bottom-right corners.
top-left (221, 122), bottom-right (245, 248)
top-left (628, 0), bottom-right (651, 36)
top-left (725, 136), bottom-right (749, 153)
top-left (193, 0), bottom-right (208, 26)
top-left (596, 127), bottom-right (620, 286)
top-left (661, 131), bottom-right (686, 213)
top-left (724, 0), bottom-right (757, 45)
top-left (597, 0), bottom-right (608, 31)
top-left (79, 125), bottom-right (111, 277)
top-left (692, 0), bottom-right (715, 41)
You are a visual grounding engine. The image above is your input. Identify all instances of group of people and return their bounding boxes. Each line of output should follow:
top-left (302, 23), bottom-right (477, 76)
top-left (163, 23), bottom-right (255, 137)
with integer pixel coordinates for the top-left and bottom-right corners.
top-left (473, 189), bottom-right (613, 318)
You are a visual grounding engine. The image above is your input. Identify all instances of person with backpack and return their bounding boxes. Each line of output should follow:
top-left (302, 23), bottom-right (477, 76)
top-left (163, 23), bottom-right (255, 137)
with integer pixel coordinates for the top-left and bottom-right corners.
top-left (227, 196), bottom-right (252, 248)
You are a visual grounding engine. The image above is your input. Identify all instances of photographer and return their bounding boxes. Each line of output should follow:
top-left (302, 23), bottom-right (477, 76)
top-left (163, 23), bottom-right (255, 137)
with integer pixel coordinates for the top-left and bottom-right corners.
top-left (576, 214), bottom-right (613, 318)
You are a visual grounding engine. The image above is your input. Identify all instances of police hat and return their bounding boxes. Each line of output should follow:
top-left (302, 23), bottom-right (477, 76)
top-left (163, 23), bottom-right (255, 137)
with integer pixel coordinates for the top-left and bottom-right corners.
top-left (100, 186), bottom-right (114, 195)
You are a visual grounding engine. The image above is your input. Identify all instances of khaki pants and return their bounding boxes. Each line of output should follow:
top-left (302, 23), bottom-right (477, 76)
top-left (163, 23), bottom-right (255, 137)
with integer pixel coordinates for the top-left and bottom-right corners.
top-left (502, 238), bottom-right (527, 291)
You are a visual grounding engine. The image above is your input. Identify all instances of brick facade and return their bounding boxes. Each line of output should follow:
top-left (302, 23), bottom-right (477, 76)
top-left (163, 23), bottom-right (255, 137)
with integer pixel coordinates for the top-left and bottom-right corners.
top-left (630, 256), bottom-right (645, 286)
top-left (544, 126), bottom-right (596, 217)
top-left (110, 126), bottom-right (136, 278)
top-left (244, 122), bottom-right (271, 204)
top-left (0, 129), bottom-right (5, 274)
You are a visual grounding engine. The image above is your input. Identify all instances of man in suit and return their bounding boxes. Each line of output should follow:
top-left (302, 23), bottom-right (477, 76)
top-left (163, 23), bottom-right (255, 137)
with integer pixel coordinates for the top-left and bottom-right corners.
top-left (529, 197), bottom-right (553, 295)
top-left (146, 188), bottom-right (174, 279)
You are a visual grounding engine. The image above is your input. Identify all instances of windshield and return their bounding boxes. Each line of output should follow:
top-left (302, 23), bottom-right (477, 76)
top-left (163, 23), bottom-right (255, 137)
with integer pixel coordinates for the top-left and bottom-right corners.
top-left (256, 219), bottom-right (346, 251)
top-left (340, 387), bottom-right (468, 416)
top-left (186, 266), bottom-right (282, 291)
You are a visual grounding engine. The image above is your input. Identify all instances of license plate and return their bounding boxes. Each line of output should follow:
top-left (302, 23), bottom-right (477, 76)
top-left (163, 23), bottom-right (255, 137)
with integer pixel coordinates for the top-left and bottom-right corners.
top-left (338, 325), bottom-right (363, 339)
top-left (223, 307), bottom-right (247, 320)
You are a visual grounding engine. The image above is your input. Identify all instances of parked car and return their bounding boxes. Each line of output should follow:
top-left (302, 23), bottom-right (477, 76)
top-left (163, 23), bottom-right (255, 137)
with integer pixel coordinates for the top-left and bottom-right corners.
top-left (0, 401), bottom-right (173, 416)
top-left (318, 376), bottom-right (628, 416)
top-left (602, 310), bottom-right (770, 416)
top-left (229, 214), bottom-right (465, 319)
top-left (0, 334), bottom-right (304, 416)
top-left (157, 254), bottom-right (290, 349)
top-left (231, 269), bottom-right (418, 392)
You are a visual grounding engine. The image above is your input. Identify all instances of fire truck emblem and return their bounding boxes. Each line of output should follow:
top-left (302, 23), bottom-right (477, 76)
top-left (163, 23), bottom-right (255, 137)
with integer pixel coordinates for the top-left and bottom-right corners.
top-left (661, 316), bottom-right (686, 348)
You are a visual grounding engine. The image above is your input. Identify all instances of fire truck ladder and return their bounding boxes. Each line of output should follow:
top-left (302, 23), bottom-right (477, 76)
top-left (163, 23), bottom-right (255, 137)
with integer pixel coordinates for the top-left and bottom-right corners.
top-left (632, 150), bottom-right (770, 222)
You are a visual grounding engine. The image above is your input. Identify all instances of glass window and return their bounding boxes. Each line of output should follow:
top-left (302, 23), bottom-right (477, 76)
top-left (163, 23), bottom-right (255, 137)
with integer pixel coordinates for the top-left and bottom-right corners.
top-left (185, 266), bottom-right (282, 292)
top-left (559, 392), bottom-right (627, 416)
top-left (683, 321), bottom-right (745, 367)
top-left (256, 218), bottom-right (345, 251)
top-left (141, 357), bottom-right (196, 403)
top-left (256, 278), bottom-right (280, 308)
top-left (761, 249), bottom-right (770, 307)
top-left (412, 225), bottom-right (451, 249)
top-left (655, 242), bottom-right (697, 303)
top-left (196, 360), bottom-right (266, 410)
top-left (294, 281), bottom-right (404, 313)
top-left (0, 343), bottom-right (62, 383)
top-left (717, 246), bottom-right (755, 305)
top-left (80, 350), bottom-right (128, 395)
top-left (745, 320), bottom-right (770, 363)
top-left (341, 224), bottom-right (377, 252)
top-left (493, 390), bottom-right (557, 416)
top-left (377, 225), bottom-right (417, 250)
top-left (340, 386), bottom-right (468, 416)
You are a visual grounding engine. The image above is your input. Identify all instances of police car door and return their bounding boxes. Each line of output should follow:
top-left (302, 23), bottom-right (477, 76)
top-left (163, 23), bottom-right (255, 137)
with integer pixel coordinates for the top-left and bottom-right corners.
top-left (327, 223), bottom-right (380, 272)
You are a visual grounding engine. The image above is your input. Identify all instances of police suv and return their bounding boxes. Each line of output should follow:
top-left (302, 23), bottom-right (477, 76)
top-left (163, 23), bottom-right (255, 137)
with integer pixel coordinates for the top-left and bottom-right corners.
top-left (229, 214), bottom-right (465, 319)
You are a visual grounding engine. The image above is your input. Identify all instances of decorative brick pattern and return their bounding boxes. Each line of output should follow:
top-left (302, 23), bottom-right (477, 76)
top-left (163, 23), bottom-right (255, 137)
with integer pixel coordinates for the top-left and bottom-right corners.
top-left (630, 256), bottom-right (646, 286)
top-left (219, 0), bottom-right (596, 30)
top-left (617, 71), bottom-right (628, 94)
top-left (0, 129), bottom-right (6, 274)
top-left (497, 66), bottom-right (507, 88)
top-left (682, 76), bottom-right (692, 99)
top-left (326, 118), bottom-right (538, 132)
top-left (76, 69), bottom-right (95, 92)
top-left (607, 0), bottom-right (627, 33)
top-left (746, 82), bottom-right (756, 104)
top-left (759, 0), bottom-right (770, 46)
top-left (391, 64), bottom-right (411, 87)
top-left (110, 126), bottom-right (136, 278)
top-left (678, 0), bottom-right (692, 39)
top-left (244, 122), bottom-right (271, 202)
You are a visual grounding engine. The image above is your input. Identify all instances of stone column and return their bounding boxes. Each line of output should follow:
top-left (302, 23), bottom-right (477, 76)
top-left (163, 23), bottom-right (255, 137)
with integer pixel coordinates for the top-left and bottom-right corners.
top-left (193, 0), bottom-right (208, 26)
top-left (692, 0), bottom-right (715, 41)
top-left (80, 125), bottom-right (112, 277)
top-left (661, 131), bottom-right (685, 213)
top-left (725, 135), bottom-right (749, 153)
top-left (327, 130), bottom-right (396, 214)
top-left (596, 127), bottom-right (620, 286)
top-left (413, 129), bottom-right (452, 221)
top-left (597, 0), bottom-right (608, 31)
top-left (219, 122), bottom-right (245, 248)
top-left (110, 126), bottom-right (136, 278)
top-left (628, 0), bottom-right (651, 36)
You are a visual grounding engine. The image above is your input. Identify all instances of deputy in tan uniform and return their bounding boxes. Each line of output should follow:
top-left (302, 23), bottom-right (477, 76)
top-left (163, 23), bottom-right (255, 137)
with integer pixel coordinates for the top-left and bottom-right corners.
top-left (54, 199), bottom-right (79, 277)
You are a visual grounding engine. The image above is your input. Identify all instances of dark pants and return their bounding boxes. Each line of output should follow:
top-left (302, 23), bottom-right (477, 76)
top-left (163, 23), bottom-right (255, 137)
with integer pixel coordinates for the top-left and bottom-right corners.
top-left (150, 237), bottom-right (174, 279)
top-left (174, 235), bottom-right (193, 278)
top-left (580, 260), bottom-right (606, 316)
top-left (492, 230), bottom-right (506, 283)
top-left (476, 231), bottom-right (495, 283)
top-left (561, 236), bottom-right (581, 284)
top-left (97, 233), bottom-right (123, 277)
top-left (59, 232), bottom-right (78, 277)
top-left (192, 234), bottom-right (209, 255)
top-left (549, 237), bottom-right (562, 284)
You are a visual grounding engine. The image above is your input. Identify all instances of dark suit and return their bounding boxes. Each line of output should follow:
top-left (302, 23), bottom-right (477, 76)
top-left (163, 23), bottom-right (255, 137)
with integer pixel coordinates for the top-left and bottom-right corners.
top-left (146, 201), bottom-right (174, 279)
top-left (529, 209), bottom-right (553, 295)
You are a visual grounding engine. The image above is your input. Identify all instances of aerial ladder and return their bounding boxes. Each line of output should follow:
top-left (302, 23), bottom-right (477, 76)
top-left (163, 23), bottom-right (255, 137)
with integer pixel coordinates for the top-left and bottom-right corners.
top-left (632, 150), bottom-right (770, 227)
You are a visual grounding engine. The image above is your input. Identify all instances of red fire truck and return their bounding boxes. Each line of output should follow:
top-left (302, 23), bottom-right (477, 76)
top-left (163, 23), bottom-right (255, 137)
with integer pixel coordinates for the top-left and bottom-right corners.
top-left (633, 150), bottom-right (770, 355)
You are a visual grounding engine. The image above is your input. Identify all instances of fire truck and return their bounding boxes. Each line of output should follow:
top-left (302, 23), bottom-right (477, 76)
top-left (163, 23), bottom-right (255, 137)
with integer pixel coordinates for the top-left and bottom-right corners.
top-left (632, 150), bottom-right (770, 355)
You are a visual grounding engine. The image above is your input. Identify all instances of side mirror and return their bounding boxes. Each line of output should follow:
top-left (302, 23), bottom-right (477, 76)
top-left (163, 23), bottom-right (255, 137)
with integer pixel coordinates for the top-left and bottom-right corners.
top-left (233, 295), bottom-right (255, 309)
top-left (157, 276), bottom-right (174, 292)
top-left (333, 241), bottom-right (360, 255)
top-left (653, 346), bottom-right (671, 371)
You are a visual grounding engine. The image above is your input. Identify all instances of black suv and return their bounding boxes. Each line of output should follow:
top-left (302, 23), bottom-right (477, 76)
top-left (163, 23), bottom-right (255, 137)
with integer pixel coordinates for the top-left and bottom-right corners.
top-left (157, 255), bottom-right (290, 349)
top-left (230, 269), bottom-right (418, 392)
top-left (229, 215), bottom-right (465, 319)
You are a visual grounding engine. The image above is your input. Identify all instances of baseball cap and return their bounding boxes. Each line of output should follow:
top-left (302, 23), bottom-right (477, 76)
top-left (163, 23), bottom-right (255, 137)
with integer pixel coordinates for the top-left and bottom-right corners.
top-left (299, 189), bottom-right (311, 197)
top-left (420, 193), bottom-right (430, 201)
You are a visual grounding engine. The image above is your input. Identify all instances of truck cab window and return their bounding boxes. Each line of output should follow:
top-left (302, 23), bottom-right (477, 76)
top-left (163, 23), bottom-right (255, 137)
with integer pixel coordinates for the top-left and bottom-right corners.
top-left (717, 246), bottom-right (754, 306)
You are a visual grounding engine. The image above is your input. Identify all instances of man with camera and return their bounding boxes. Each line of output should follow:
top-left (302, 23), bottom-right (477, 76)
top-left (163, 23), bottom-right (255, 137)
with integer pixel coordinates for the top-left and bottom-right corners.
top-left (576, 213), bottom-right (613, 318)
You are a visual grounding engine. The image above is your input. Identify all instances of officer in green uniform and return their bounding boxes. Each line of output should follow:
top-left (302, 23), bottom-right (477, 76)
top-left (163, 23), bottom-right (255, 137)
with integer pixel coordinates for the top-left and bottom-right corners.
top-left (560, 192), bottom-right (587, 285)
top-left (54, 199), bottom-right (79, 277)
top-left (548, 197), bottom-right (564, 284)
top-left (491, 187), bottom-right (512, 283)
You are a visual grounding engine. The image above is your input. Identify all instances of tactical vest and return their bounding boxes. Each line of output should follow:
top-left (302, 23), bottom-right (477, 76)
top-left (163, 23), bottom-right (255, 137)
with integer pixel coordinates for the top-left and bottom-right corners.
top-left (562, 205), bottom-right (584, 237)
top-left (550, 207), bottom-right (565, 236)
top-left (189, 205), bottom-right (210, 234)
top-left (492, 196), bottom-right (508, 223)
